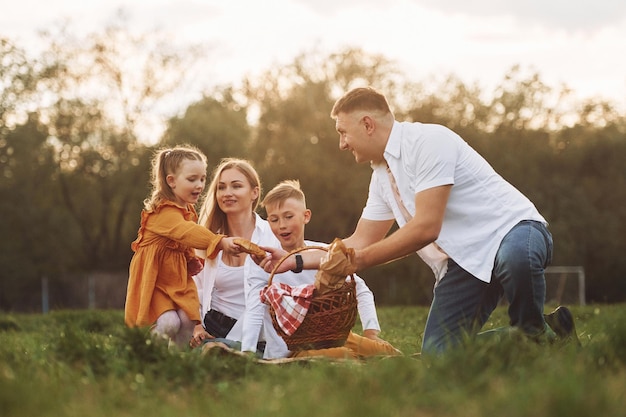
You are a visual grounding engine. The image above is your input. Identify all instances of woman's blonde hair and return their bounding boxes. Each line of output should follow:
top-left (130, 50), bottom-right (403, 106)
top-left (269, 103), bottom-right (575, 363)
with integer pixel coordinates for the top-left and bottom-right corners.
top-left (144, 145), bottom-right (207, 211)
top-left (198, 158), bottom-right (261, 234)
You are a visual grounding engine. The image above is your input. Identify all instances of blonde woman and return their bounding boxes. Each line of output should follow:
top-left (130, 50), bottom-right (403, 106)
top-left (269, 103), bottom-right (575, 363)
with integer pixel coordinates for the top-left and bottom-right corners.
top-left (190, 158), bottom-right (279, 354)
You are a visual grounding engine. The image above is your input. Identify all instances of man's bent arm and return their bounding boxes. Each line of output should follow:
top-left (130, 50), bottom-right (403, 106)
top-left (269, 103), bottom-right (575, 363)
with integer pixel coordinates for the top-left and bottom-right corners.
top-left (356, 185), bottom-right (451, 270)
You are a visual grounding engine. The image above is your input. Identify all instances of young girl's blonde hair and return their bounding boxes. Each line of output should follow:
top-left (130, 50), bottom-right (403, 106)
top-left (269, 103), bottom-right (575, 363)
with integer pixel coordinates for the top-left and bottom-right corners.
top-left (144, 145), bottom-right (207, 211)
top-left (198, 158), bottom-right (261, 234)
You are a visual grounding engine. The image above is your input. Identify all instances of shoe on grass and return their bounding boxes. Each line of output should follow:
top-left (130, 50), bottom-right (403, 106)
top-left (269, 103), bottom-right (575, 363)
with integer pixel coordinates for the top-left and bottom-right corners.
top-left (544, 306), bottom-right (581, 347)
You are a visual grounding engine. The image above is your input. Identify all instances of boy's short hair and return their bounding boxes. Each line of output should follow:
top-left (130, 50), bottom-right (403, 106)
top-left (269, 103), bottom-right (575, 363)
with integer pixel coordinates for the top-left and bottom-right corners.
top-left (262, 180), bottom-right (306, 209)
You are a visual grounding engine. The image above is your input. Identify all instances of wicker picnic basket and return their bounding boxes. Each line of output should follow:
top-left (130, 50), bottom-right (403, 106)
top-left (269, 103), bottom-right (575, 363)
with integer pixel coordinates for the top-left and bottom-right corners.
top-left (266, 246), bottom-right (358, 352)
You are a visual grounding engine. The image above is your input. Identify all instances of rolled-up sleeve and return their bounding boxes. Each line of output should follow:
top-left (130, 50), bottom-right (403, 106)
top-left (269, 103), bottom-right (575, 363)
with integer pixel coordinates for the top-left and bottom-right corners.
top-left (148, 206), bottom-right (224, 258)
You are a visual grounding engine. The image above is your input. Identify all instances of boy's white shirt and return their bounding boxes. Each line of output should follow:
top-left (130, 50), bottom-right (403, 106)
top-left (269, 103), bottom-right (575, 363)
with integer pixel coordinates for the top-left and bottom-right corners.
top-left (241, 239), bottom-right (381, 359)
top-left (192, 213), bottom-right (280, 342)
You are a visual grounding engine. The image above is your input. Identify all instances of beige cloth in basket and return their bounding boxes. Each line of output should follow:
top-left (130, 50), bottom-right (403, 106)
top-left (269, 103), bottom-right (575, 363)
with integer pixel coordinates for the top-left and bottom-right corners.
top-left (314, 238), bottom-right (357, 294)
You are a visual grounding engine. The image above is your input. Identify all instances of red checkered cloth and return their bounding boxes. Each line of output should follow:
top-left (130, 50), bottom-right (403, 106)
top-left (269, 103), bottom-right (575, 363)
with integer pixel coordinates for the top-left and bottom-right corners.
top-left (260, 282), bottom-right (315, 336)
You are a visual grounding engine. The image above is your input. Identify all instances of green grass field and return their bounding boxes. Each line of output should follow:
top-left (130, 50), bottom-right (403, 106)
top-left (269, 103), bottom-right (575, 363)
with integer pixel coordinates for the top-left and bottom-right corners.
top-left (1, 304), bottom-right (625, 417)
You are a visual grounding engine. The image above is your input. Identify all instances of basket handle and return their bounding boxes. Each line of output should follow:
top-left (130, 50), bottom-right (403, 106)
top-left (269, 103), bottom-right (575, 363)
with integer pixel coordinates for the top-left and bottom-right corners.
top-left (267, 246), bottom-right (327, 285)
top-left (267, 246), bottom-right (354, 286)
top-left (267, 246), bottom-right (356, 285)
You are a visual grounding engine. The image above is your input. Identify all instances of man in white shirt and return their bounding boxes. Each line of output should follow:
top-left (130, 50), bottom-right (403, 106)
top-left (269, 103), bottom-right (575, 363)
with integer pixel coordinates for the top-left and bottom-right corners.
top-left (261, 86), bottom-right (579, 354)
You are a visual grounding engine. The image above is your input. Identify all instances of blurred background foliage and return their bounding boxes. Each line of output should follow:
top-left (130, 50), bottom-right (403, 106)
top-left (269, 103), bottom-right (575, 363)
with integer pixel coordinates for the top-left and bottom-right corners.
top-left (1, 21), bottom-right (625, 311)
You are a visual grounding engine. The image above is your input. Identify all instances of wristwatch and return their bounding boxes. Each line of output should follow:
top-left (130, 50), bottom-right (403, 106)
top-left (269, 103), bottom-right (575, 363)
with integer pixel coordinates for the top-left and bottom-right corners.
top-left (291, 254), bottom-right (303, 273)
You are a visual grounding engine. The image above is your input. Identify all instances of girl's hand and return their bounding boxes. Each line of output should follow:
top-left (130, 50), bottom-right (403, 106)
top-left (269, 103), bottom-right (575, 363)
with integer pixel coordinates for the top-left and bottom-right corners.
top-left (190, 324), bottom-right (213, 349)
top-left (219, 236), bottom-right (241, 256)
top-left (187, 257), bottom-right (204, 276)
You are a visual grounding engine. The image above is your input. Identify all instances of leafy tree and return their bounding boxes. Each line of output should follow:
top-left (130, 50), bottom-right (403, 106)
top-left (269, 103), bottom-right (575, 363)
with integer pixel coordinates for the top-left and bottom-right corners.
top-left (32, 20), bottom-right (205, 270)
top-left (545, 119), bottom-right (626, 302)
top-left (162, 87), bottom-right (251, 171)
top-left (2, 24), bottom-right (626, 309)
top-left (0, 116), bottom-right (74, 310)
top-left (0, 39), bottom-right (71, 310)
top-left (235, 48), bottom-right (441, 302)
top-left (242, 48), bottom-right (409, 240)
top-left (0, 39), bottom-right (46, 134)
top-left (0, 20), bottom-right (204, 309)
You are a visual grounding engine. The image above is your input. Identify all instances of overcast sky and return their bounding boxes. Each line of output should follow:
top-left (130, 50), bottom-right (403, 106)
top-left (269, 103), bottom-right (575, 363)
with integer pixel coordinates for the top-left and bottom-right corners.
top-left (3, 0), bottom-right (626, 111)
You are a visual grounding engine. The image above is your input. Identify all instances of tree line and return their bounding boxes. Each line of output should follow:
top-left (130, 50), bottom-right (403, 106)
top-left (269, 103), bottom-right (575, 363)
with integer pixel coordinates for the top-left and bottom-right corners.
top-left (1, 22), bottom-right (625, 311)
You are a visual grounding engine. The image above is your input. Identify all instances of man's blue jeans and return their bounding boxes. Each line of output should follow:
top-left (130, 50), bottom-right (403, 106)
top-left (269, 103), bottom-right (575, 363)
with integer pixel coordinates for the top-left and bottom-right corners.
top-left (421, 220), bottom-right (553, 355)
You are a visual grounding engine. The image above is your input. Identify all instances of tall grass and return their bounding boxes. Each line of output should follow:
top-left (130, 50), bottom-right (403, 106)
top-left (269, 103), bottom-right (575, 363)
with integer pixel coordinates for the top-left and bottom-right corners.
top-left (1, 305), bottom-right (625, 417)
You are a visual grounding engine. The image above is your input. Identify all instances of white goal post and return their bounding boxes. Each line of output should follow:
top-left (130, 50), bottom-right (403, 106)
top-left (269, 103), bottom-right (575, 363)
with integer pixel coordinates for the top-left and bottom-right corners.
top-left (544, 266), bottom-right (586, 306)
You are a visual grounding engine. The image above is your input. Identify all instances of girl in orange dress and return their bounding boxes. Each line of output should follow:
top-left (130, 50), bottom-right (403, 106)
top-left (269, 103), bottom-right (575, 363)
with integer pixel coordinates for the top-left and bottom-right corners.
top-left (124, 146), bottom-right (239, 348)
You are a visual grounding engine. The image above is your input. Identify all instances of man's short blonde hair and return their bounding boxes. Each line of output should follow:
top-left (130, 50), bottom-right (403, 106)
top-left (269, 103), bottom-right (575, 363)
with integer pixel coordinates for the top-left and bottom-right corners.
top-left (262, 180), bottom-right (306, 209)
top-left (330, 86), bottom-right (392, 119)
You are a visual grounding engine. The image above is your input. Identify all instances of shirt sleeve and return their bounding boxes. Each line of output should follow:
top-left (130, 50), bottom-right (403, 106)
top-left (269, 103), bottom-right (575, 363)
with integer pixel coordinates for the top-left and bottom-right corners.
top-left (411, 126), bottom-right (457, 193)
top-left (192, 271), bottom-right (204, 321)
top-left (240, 262), bottom-right (269, 353)
top-left (353, 274), bottom-right (381, 331)
top-left (361, 170), bottom-right (395, 221)
top-left (148, 205), bottom-right (224, 257)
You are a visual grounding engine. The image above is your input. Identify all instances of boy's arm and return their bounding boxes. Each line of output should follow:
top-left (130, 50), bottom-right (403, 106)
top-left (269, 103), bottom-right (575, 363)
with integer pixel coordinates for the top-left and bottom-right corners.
top-left (353, 274), bottom-right (381, 334)
top-left (260, 217), bottom-right (396, 274)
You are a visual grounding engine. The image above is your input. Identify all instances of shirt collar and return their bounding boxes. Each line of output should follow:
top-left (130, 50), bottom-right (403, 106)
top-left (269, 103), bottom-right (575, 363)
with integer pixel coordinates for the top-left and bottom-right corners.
top-left (375, 120), bottom-right (402, 169)
top-left (251, 212), bottom-right (264, 238)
